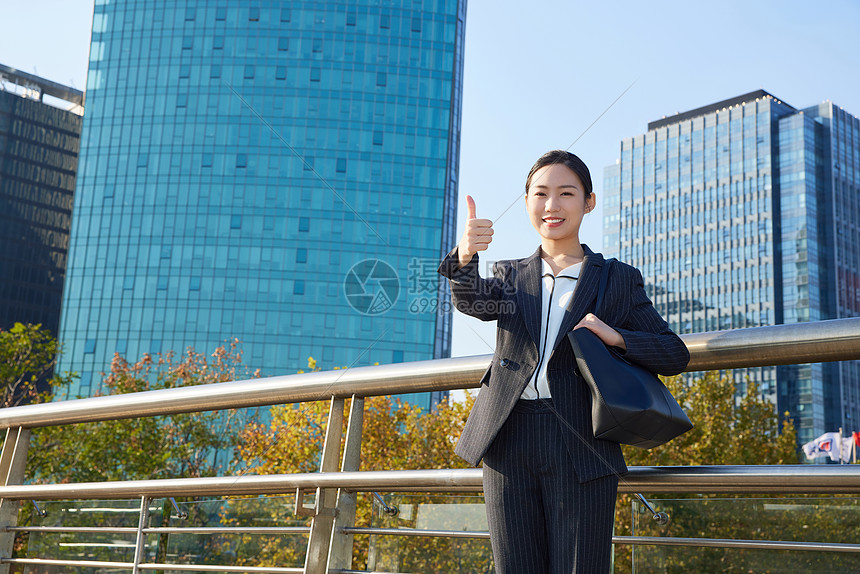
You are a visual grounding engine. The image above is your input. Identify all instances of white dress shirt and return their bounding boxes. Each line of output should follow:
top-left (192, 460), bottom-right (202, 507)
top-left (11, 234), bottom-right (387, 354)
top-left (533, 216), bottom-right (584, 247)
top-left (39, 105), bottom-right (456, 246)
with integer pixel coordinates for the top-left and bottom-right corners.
top-left (521, 259), bottom-right (582, 400)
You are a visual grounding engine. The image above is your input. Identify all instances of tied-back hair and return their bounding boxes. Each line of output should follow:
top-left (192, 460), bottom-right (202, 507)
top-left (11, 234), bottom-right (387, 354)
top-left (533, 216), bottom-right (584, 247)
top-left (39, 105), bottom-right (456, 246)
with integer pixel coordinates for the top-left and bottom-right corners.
top-left (525, 150), bottom-right (593, 198)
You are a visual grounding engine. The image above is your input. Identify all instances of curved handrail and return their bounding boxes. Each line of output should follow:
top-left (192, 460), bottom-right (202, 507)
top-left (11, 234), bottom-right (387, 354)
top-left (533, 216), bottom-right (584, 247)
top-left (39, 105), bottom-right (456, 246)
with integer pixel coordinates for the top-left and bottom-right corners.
top-left (2, 318), bottom-right (860, 429)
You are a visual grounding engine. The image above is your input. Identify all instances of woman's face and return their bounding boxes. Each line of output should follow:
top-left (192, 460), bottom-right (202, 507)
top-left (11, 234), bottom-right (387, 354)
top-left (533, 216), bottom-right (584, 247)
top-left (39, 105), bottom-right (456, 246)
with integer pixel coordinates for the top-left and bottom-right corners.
top-left (525, 163), bottom-right (595, 247)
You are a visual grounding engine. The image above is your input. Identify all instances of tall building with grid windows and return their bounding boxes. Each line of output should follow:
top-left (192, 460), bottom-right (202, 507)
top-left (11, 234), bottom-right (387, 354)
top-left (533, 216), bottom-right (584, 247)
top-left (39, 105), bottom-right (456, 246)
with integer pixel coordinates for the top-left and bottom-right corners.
top-left (603, 90), bottom-right (860, 445)
top-left (58, 1), bottom-right (467, 410)
top-left (0, 64), bottom-right (83, 336)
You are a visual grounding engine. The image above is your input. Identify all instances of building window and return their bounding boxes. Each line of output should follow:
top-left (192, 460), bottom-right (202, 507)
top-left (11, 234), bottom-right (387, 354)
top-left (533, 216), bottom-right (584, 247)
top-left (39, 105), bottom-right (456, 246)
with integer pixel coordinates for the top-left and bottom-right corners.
top-left (312, 38), bottom-right (322, 53)
top-left (215, 7), bottom-right (226, 21)
top-left (336, 158), bottom-right (347, 173)
top-left (185, 7), bottom-right (196, 21)
top-left (278, 37), bottom-right (289, 51)
top-left (310, 67), bottom-right (321, 82)
top-left (294, 280), bottom-right (305, 295)
top-left (179, 64), bottom-right (190, 78)
top-left (182, 36), bottom-right (193, 50)
top-left (276, 66), bottom-right (286, 80)
top-left (213, 36), bottom-right (224, 50)
top-left (299, 217), bottom-right (310, 232)
top-left (411, 16), bottom-right (421, 32)
top-left (280, 8), bottom-right (291, 22)
top-left (249, 7), bottom-right (260, 21)
top-left (346, 11), bottom-right (356, 26)
top-left (157, 276), bottom-right (168, 290)
top-left (244, 65), bottom-right (255, 79)
top-left (236, 154), bottom-right (247, 168)
top-left (84, 339), bottom-right (96, 354)
top-left (210, 65), bottom-right (221, 79)
top-left (296, 248), bottom-right (308, 263)
top-left (303, 157), bottom-right (314, 171)
top-left (376, 71), bottom-right (387, 87)
top-left (380, 14), bottom-right (390, 29)
top-left (393, 350), bottom-right (404, 363)
top-left (373, 131), bottom-right (383, 146)
top-left (137, 154), bottom-right (148, 168)
top-left (231, 215), bottom-right (242, 229)
top-left (176, 94), bottom-right (187, 108)
top-left (202, 153), bottom-right (213, 167)
top-left (190, 277), bottom-right (201, 291)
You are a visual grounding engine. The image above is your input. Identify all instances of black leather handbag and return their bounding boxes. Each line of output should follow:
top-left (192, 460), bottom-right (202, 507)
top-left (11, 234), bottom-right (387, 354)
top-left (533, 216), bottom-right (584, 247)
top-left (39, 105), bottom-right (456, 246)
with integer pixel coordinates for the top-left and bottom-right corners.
top-left (567, 259), bottom-right (692, 449)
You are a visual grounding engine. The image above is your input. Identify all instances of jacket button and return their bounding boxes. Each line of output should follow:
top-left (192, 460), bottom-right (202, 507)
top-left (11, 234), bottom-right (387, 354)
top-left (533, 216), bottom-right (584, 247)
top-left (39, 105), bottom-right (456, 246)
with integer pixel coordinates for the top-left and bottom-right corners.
top-left (499, 359), bottom-right (509, 368)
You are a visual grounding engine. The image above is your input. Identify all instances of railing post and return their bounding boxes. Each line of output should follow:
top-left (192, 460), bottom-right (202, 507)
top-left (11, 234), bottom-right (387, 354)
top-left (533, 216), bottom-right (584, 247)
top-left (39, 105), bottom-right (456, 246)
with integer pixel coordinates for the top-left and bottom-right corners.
top-left (303, 396), bottom-right (344, 574)
top-left (132, 495), bottom-right (152, 574)
top-left (328, 395), bottom-right (365, 569)
top-left (0, 427), bottom-right (30, 574)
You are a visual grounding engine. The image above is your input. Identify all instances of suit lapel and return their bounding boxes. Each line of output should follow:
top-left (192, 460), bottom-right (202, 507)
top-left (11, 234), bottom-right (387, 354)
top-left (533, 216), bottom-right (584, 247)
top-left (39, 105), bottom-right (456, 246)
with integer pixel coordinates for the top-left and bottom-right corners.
top-left (550, 246), bottom-right (605, 351)
top-left (514, 246), bottom-right (543, 347)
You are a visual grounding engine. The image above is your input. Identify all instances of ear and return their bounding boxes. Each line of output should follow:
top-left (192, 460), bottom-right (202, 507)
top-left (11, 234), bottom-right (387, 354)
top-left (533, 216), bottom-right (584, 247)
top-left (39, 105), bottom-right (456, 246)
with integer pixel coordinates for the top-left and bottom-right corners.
top-left (585, 192), bottom-right (596, 213)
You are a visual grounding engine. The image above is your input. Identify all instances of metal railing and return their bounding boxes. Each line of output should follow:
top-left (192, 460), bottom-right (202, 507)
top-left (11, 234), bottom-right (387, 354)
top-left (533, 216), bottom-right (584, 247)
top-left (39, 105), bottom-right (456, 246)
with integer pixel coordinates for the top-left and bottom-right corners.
top-left (1, 318), bottom-right (860, 573)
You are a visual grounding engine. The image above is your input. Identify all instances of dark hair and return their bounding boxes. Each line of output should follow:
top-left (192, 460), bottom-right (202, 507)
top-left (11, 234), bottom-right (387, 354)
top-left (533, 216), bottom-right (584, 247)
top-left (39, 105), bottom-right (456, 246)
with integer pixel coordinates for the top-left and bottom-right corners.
top-left (525, 150), bottom-right (593, 198)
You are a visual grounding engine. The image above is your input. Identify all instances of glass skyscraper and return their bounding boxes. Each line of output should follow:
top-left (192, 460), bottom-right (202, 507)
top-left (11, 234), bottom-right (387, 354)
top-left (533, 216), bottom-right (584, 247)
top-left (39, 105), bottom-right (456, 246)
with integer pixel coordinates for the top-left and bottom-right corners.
top-left (58, 1), bottom-right (467, 410)
top-left (0, 64), bottom-right (83, 336)
top-left (604, 90), bottom-right (860, 444)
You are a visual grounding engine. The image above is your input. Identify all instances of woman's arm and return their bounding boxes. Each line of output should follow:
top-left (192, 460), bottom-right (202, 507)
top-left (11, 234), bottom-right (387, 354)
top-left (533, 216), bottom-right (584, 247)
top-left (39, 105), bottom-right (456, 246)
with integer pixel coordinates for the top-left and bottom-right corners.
top-left (614, 267), bottom-right (690, 375)
top-left (438, 247), bottom-right (509, 322)
top-left (575, 266), bottom-right (689, 376)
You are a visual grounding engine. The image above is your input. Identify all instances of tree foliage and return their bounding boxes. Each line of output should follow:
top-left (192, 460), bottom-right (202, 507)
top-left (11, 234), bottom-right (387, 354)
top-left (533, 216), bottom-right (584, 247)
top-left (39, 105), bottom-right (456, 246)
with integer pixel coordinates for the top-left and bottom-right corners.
top-left (7, 337), bottom-right (819, 572)
top-left (612, 371), bottom-right (802, 573)
top-left (0, 322), bottom-right (73, 408)
top-left (27, 340), bottom-right (260, 483)
top-left (233, 371), bottom-right (478, 571)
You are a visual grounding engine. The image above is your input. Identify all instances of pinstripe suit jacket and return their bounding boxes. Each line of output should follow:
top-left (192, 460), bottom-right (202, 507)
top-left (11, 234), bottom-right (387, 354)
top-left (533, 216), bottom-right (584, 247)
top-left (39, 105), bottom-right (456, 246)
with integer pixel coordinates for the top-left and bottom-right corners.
top-left (438, 244), bottom-right (690, 482)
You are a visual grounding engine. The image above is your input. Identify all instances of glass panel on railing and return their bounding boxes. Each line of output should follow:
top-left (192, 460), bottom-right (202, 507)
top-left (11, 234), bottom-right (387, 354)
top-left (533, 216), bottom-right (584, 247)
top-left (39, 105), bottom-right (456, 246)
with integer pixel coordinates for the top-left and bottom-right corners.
top-left (143, 495), bottom-right (311, 570)
top-left (19, 495), bottom-right (311, 572)
top-left (21, 498), bottom-right (142, 573)
top-left (627, 496), bottom-right (860, 573)
top-left (365, 494), bottom-right (493, 573)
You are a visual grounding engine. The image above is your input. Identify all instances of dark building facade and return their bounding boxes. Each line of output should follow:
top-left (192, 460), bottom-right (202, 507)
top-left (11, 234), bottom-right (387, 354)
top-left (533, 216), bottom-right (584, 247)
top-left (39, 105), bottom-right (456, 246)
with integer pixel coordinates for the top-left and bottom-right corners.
top-left (0, 64), bottom-right (83, 336)
top-left (604, 90), bottom-right (860, 444)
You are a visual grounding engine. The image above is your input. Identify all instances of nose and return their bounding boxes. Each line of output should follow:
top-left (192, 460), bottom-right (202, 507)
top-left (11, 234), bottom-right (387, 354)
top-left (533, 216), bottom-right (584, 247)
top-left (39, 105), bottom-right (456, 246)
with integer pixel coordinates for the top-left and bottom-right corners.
top-left (544, 195), bottom-right (559, 211)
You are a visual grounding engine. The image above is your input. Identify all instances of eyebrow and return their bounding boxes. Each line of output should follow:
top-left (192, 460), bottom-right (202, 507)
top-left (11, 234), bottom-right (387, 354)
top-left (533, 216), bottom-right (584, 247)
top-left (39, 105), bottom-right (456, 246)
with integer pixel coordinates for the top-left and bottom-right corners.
top-left (531, 184), bottom-right (579, 190)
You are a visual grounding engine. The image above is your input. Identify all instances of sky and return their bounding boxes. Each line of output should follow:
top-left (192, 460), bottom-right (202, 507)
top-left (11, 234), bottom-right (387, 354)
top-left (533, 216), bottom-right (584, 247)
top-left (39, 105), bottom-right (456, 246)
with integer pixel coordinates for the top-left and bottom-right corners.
top-left (2, 0), bottom-right (860, 360)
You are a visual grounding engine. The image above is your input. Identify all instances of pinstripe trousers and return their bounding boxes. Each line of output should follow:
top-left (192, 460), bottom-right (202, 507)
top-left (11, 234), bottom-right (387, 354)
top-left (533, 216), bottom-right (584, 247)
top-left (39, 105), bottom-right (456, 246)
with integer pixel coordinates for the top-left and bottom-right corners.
top-left (483, 399), bottom-right (618, 574)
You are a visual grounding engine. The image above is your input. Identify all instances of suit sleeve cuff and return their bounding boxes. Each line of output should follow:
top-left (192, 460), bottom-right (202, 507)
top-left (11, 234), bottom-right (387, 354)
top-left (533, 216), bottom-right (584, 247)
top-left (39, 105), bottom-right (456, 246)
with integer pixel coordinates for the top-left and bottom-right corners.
top-left (438, 246), bottom-right (479, 280)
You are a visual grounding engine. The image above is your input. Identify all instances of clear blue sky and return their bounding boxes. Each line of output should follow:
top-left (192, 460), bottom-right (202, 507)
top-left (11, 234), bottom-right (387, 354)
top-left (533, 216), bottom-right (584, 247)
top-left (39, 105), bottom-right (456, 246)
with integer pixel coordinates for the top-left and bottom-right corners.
top-left (3, 0), bottom-right (859, 359)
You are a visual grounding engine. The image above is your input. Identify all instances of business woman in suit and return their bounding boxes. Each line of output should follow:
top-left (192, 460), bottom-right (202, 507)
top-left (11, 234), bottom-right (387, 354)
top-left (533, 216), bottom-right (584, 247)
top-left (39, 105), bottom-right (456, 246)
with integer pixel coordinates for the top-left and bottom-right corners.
top-left (438, 150), bottom-right (689, 573)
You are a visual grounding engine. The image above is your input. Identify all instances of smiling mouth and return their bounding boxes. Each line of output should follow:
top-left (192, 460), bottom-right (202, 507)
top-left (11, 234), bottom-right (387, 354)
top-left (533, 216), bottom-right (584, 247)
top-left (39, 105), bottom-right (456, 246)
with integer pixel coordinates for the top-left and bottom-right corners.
top-left (543, 218), bottom-right (564, 224)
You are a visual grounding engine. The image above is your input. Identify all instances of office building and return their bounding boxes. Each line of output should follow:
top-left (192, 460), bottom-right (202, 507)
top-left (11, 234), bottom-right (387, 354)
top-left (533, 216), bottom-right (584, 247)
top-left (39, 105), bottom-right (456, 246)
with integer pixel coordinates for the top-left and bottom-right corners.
top-left (604, 90), bottom-right (860, 444)
top-left (58, 1), bottom-right (467, 410)
top-left (0, 64), bottom-right (83, 336)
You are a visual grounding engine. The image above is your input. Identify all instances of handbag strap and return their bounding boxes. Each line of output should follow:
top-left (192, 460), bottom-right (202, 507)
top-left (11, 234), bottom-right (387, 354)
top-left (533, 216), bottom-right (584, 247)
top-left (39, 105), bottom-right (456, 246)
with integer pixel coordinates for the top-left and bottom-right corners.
top-left (593, 258), bottom-right (616, 317)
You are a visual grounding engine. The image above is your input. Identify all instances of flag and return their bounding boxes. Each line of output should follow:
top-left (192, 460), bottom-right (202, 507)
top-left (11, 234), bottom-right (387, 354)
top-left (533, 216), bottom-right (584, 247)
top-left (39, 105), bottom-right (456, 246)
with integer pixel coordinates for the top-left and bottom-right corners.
top-left (802, 432), bottom-right (842, 462)
top-left (854, 431), bottom-right (860, 448)
top-left (841, 437), bottom-right (855, 464)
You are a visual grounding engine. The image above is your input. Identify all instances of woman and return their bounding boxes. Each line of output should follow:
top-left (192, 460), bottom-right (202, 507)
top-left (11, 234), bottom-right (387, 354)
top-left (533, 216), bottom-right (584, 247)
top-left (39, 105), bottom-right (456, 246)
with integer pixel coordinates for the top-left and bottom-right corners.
top-left (438, 150), bottom-right (689, 573)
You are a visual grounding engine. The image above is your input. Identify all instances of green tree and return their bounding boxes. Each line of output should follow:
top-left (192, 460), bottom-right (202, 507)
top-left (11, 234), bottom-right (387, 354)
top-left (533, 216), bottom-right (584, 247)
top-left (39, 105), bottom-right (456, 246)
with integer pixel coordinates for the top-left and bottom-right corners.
top-left (612, 371), bottom-right (802, 573)
top-left (27, 339), bottom-right (260, 484)
top-left (231, 357), bottom-right (481, 571)
top-left (0, 322), bottom-right (74, 408)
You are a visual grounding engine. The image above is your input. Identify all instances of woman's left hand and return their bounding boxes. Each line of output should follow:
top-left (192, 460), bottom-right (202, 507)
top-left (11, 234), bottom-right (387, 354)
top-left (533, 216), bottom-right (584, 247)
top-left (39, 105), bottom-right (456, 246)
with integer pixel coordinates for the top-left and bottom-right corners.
top-left (574, 313), bottom-right (627, 351)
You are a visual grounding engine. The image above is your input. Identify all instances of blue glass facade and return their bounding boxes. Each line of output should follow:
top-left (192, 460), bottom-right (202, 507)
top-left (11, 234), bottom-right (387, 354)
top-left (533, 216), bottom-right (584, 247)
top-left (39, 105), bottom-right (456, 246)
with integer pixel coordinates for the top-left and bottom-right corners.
top-left (604, 91), bottom-right (860, 444)
top-left (0, 66), bottom-right (82, 336)
top-left (58, 1), bottom-right (467, 410)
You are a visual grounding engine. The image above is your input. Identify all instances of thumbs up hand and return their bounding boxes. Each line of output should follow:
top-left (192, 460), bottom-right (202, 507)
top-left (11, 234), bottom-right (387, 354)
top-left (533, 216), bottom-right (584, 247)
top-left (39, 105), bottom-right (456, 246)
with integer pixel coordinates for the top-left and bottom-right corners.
top-left (457, 195), bottom-right (494, 268)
